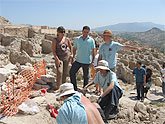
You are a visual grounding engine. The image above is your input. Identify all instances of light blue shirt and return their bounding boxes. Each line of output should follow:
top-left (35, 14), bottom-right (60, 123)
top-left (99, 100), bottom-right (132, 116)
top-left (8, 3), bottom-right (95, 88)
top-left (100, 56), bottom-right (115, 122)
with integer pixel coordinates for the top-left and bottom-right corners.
top-left (94, 71), bottom-right (123, 92)
top-left (56, 93), bottom-right (88, 124)
top-left (133, 67), bottom-right (146, 83)
top-left (74, 35), bottom-right (95, 64)
top-left (99, 41), bottom-right (123, 68)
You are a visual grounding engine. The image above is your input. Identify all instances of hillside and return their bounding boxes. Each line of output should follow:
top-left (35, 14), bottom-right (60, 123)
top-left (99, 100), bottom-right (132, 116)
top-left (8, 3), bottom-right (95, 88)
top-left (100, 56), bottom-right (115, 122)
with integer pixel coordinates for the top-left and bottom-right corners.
top-left (92, 22), bottom-right (165, 32)
top-left (0, 16), bottom-right (11, 25)
top-left (114, 27), bottom-right (165, 52)
top-left (0, 16), bottom-right (165, 124)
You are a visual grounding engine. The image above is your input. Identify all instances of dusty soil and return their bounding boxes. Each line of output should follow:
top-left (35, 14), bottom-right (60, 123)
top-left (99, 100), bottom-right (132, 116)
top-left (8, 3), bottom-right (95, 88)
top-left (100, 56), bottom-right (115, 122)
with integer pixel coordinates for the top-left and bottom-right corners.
top-left (1, 80), bottom-right (165, 124)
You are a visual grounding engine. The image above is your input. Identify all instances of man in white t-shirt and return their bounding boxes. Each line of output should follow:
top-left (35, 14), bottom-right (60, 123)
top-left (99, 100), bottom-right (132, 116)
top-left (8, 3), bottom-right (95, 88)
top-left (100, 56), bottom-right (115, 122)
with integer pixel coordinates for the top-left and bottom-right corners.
top-left (161, 63), bottom-right (165, 98)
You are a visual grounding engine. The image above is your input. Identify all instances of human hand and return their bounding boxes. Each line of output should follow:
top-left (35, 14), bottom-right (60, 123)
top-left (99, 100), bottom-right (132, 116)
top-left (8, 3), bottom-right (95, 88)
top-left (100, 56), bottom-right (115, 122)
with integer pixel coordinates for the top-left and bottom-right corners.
top-left (71, 57), bottom-right (75, 64)
top-left (82, 87), bottom-right (87, 95)
top-left (90, 62), bottom-right (94, 67)
top-left (70, 54), bottom-right (73, 59)
top-left (143, 82), bottom-right (146, 87)
top-left (55, 59), bottom-right (62, 67)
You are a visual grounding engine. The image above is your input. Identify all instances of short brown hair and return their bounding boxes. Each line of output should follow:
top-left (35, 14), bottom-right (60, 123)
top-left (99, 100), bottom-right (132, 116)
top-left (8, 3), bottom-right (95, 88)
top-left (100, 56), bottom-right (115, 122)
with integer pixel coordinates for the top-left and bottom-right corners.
top-left (83, 26), bottom-right (90, 31)
top-left (57, 26), bottom-right (65, 33)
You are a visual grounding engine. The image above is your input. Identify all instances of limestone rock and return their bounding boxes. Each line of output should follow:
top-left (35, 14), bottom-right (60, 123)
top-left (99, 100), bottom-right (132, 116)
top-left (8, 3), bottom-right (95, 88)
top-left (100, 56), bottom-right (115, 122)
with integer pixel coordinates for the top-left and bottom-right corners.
top-left (127, 108), bottom-right (134, 121)
top-left (1, 34), bottom-right (16, 46)
top-left (10, 38), bottom-right (22, 52)
top-left (36, 78), bottom-right (47, 85)
top-left (41, 39), bottom-right (52, 54)
top-left (0, 16), bottom-right (11, 24)
top-left (33, 83), bottom-right (50, 90)
top-left (120, 59), bottom-right (129, 66)
top-left (129, 61), bottom-right (136, 70)
top-left (21, 39), bottom-right (42, 57)
top-left (40, 74), bottom-right (55, 83)
top-left (3, 63), bottom-right (17, 70)
top-left (152, 77), bottom-right (162, 86)
top-left (0, 68), bottom-right (17, 83)
top-left (9, 50), bottom-right (35, 65)
top-left (44, 34), bottom-right (55, 41)
top-left (4, 26), bottom-right (29, 38)
top-left (134, 101), bottom-right (147, 114)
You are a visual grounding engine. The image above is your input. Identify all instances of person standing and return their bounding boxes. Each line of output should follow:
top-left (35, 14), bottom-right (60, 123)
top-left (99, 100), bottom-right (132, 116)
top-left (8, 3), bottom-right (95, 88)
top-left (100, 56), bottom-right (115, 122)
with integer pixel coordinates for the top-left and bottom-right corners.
top-left (161, 63), bottom-right (165, 99)
top-left (52, 26), bottom-right (73, 90)
top-left (90, 43), bottom-right (102, 95)
top-left (69, 26), bottom-right (95, 91)
top-left (98, 30), bottom-right (143, 72)
top-left (133, 61), bottom-right (147, 102)
top-left (83, 60), bottom-right (123, 120)
top-left (144, 68), bottom-right (152, 98)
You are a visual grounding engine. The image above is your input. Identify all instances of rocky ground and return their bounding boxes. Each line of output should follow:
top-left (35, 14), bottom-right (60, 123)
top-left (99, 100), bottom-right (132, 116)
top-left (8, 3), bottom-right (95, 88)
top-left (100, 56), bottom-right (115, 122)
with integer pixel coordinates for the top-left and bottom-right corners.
top-left (0, 16), bottom-right (165, 124)
top-left (1, 80), bottom-right (165, 124)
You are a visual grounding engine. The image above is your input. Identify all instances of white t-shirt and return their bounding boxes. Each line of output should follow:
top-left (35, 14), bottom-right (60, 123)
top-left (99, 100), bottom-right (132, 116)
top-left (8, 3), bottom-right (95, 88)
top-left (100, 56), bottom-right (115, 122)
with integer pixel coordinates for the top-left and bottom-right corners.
top-left (161, 69), bottom-right (165, 82)
top-left (94, 54), bottom-right (99, 68)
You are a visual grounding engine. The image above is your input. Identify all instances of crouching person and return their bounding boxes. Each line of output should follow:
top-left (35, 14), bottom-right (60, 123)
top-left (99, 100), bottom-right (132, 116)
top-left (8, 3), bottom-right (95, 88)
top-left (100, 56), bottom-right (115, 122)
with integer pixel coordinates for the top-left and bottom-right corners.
top-left (56, 83), bottom-right (107, 124)
top-left (83, 60), bottom-right (123, 120)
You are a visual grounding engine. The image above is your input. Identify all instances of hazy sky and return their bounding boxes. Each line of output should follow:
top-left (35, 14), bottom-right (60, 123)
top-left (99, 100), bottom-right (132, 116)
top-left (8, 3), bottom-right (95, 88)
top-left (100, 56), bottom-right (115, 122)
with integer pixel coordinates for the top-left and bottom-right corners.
top-left (0, 0), bottom-right (165, 30)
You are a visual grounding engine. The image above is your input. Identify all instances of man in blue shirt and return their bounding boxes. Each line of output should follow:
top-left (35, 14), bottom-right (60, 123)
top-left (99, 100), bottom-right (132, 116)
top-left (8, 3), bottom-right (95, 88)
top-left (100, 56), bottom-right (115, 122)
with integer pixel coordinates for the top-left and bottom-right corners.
top-left (83, 60), bottom-right (123, 120)
top-left (56, 83), bottom-right (107, 124)
top-left (133, 61), bottom-right (146, 101)
top-left (98, 30), bottom-right (143, 72)
top-left (70, 26), bottom-right (95, 91)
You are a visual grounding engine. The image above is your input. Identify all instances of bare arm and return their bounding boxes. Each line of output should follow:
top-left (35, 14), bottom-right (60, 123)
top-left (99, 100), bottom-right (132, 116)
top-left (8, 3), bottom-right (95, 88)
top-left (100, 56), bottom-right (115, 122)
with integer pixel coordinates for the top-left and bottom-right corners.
top-left (90, 48), bottom-right (96, 66)
top-left (67, 38), bottom-right (73, 64)
top-left (52, 39), bottom-right (59, 62)
top-left (143, 75), bottom-right (146, 86)
top-left (82, 81), bottom-right (95, 94)
top-left (52, 39), bottom-right (61, 67)
top-left (71, 47), bottom-right (77, 64)
top-left (122, 45), bottom-right (141, 51)
top-left (73, 47), bottom-right (77, 58)
top-left (101, 82), bottom-right (114, 98)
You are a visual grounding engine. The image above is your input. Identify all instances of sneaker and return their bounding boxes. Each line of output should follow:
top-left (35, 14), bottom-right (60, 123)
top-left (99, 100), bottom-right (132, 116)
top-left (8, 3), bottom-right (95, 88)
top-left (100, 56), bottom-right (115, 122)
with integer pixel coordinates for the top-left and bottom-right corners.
top-left (162, 98), bottom-right (165, 102)
top-left (114, 108), bottom-right (120, 115)
top-left (137, 96), bottom-right (140, 100)
top-left (105, 107), bottom-right (119, 120)
top-left (106, 113), bottom-right (118, 120)
top-left (140, 98), bottom-right (144, 102)
top-left (104, 106), bottom-right (114, 119)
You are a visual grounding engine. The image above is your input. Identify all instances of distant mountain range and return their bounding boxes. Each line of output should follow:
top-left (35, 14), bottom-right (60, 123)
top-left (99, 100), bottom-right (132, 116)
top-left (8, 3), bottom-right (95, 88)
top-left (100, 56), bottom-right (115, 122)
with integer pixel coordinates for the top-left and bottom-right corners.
top-left (114, 27), bottom-right (165, 52)
top-left (92, 22), bottom-right (165, 32)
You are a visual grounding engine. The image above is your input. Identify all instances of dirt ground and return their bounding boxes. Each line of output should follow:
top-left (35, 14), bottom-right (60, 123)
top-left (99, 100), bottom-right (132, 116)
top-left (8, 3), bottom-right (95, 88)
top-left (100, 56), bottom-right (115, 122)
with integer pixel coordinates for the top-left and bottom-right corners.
top-left (1, 81), bottom-right (165, 124)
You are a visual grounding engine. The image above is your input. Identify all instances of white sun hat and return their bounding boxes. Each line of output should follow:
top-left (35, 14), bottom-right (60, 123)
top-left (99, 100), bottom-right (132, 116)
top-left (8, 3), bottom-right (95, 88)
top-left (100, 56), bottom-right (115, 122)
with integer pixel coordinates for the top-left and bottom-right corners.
top-left (95, 60), bottom-right (110, 71)
top-left (56, 83), bottom-right (77, 97)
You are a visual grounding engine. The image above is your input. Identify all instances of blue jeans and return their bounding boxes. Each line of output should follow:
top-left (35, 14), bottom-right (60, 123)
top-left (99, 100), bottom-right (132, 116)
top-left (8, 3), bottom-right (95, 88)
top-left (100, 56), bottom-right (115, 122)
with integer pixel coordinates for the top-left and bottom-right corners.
top-left (99, 85), bottom-right (122, 109)
top-left (162, 81), bottom-right (165, 95)
top-left (136, 82), bottom-right (144, 99)
top-left (69, 61), bottom-right (90, 91)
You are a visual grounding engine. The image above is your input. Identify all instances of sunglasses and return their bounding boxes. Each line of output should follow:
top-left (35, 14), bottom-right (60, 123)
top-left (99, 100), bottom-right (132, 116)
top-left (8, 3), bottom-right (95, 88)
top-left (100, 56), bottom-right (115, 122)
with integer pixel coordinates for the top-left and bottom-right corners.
top-left (58, 31), bottom-right (65, 33)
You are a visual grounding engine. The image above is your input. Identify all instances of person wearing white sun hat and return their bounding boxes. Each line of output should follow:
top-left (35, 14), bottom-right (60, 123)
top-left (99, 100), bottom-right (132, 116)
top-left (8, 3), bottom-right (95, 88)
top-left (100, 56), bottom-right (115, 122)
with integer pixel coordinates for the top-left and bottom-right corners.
top-left (83, 60), bottom-right (123, 120)
top-left (56, 83), bottom-right (107, 124)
